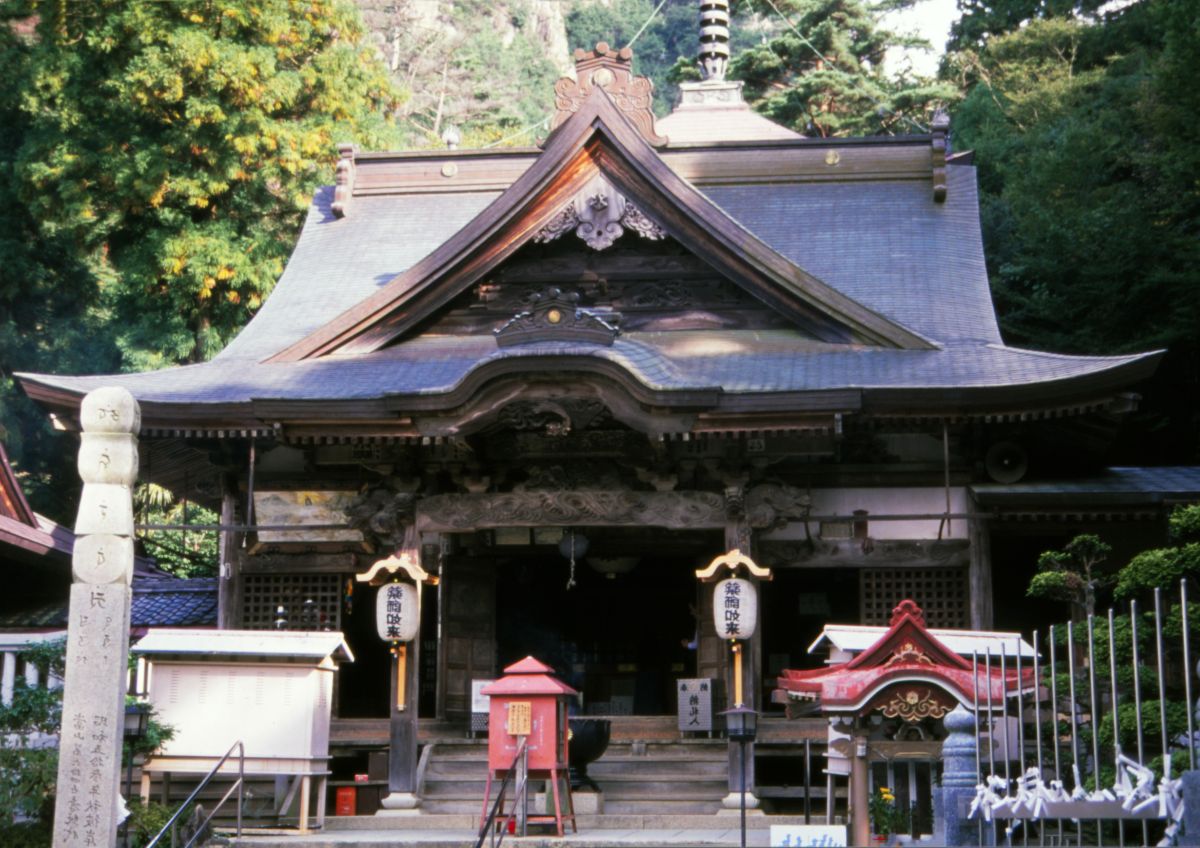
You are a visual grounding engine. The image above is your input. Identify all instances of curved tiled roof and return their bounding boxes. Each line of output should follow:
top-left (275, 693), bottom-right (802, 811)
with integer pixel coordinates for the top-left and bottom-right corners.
top-left (16, 92), bottom-right (1160, 421)
top-left (19, 334), bottom-right (1158, 409)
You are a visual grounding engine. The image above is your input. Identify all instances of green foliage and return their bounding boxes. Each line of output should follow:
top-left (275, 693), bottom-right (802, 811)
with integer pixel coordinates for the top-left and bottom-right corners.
top-left (567, 0), bottom-right (700, 115)
top-left (1169, 503), bottom-right (1200, 543)
top-left (0, 0), bottom-right (401, 523)
top-left (134, 484), bottom-right (219, 577)
top-left (1027, 532), bottom-right (1110, 615)
top-left (1116, 544), bottom-right (1200, 600)
top-left (0, 639), bottom-right (65, 825)
top-left (948, 3), bottom-right (1200, 463)
top-left (949, 0), bottom-right (1109, 52)
top-left (8, 0), bottom-right (401, 370)
top-left (1115, 506), bottom-right (1200, 599)
top-left (727, 0), bottom-right (958, 136)
top-left (124, 799), bottom-right (177, 848)
top-left (1027, 569), bottom-right (1081, 603)
top-left (0, 821), bottom-right (51, 848)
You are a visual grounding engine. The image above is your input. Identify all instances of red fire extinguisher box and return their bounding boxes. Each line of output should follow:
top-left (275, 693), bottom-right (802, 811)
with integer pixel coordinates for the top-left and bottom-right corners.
top-left (481, 656), bottom-right (576, 773)
top-left (334, 786), bottom-right (356, 816)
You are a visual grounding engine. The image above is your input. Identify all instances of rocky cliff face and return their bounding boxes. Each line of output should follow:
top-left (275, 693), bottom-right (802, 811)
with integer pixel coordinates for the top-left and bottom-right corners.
top-left (356, 0), bottom-right (573, 77)
top-left (354, 0), bottom-right (577, 143)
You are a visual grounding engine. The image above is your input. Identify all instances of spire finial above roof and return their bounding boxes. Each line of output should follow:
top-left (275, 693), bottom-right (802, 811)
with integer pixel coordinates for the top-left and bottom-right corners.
top-left (698, 0), bottom-right (731, 81)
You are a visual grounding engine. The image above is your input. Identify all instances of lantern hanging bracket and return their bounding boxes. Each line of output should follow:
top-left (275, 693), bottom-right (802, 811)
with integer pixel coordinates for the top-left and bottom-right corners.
top-left (694, 548), bottom-right (772, 582)
top-left (356, 550), bottom-right (440, 587)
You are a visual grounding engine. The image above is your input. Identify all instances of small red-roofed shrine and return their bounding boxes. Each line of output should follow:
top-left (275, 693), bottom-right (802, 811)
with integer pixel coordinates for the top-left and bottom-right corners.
top-left (775, 600), bottom-right (1037, 845)
top-left (480, 656), bottom-right (578, 836)
top-left (775, 600), bottom-right (1035, 720)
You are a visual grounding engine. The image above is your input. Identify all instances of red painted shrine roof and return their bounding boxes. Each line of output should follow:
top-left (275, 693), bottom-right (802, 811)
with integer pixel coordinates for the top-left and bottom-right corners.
top-left (774, 600), bottom-right (1035, 715)
top-left (482, 655), bottom-right (578, 697)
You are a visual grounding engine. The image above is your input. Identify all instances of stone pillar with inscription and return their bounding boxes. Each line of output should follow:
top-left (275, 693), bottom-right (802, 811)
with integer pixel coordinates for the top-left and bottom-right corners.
top-left (53, 387), bottom-right (139, 848)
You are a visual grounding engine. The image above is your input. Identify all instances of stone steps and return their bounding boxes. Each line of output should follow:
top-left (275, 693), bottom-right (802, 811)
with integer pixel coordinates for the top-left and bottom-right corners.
top-left (417, 736), bottom-right (731, 817)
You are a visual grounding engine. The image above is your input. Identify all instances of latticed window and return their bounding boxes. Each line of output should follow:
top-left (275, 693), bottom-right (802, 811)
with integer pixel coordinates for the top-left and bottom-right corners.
top-left (241, 574), bottom-right (342, 631)
top-left (860, 567), bottom-right (969, 628)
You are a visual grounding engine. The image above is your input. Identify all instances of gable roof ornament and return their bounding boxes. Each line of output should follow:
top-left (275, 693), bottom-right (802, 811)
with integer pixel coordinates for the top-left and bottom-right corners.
top-left (550, 42), bottom-right (666, 148)
top-left (533, 173), bottom-right (667, 251)
top-left (494, 287), bottom-right (621, 348)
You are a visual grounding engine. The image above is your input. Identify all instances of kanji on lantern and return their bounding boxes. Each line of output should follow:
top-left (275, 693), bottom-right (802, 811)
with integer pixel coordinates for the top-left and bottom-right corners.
top-left (376, 582), bottom-right (419, 642)
top-left (713, 577), bottom-right (757, 640)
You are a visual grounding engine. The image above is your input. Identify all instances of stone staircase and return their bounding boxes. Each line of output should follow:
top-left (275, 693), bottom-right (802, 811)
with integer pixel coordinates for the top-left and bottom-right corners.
top-left (417, 737), bottom-right (729, 816)
top-left (585, 739), bottom-right (729, 815)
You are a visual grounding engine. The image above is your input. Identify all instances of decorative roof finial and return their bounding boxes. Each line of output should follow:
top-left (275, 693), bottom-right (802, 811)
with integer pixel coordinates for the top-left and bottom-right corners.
top-left (698, 0), bottom-right (730, 81)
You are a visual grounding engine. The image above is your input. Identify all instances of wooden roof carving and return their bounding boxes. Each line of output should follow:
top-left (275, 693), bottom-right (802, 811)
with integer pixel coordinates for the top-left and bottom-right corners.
top-left (493, 287), bottom-right (621, 348)
top-left (0, 443), bottom-right (36, 526)
top-left (270, 85), bottom-right (934, 363)
top-left (551, 42), bottom-right (665, 147)
top-left (533, 173), bottom-right (667, 250)
top-left (774, 600), bottom-right (1036, 713)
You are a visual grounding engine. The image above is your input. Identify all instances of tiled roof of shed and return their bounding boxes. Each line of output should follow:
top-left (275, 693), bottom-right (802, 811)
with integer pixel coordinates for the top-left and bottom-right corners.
top-left (972, 467), bottom-right (1200, 504)
top-left (0, 577), bottom-right (218, 629)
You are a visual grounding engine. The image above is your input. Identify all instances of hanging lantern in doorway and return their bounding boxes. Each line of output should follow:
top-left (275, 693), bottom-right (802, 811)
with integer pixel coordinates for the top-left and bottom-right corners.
top-left (376, 581), bottom-right (420, 643)
top-left (714, 577), bottom-right (757, 641)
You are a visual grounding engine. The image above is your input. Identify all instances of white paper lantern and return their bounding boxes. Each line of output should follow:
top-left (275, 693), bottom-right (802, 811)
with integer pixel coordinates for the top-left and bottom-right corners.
top-left (713, 577), bottom-right (757, 640)
top-left (376, 582), bottom-right (420, 642)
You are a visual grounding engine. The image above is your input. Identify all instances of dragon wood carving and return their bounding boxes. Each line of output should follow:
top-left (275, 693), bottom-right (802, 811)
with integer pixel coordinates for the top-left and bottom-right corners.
top-left (416, 490), bottom-right (726, 531)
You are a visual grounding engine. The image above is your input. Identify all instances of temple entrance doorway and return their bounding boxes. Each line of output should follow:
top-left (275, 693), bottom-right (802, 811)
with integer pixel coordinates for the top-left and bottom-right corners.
top-left (494, 528), bottom-right (720, 716)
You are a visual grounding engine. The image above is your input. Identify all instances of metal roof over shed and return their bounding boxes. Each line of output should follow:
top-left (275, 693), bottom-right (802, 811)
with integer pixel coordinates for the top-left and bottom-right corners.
top-left (809, 624), bottom-right (1037, 660)
top-left (133, 628), bottom-right (354, 664)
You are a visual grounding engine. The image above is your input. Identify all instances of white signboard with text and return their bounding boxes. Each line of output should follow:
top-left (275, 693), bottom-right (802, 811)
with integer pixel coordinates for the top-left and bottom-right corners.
top-left (769, 824), bottom-right (848, 847)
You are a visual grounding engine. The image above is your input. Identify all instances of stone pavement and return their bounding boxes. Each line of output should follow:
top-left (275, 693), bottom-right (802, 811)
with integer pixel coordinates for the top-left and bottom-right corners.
top-left (226, 826), bottom-right (776, 847)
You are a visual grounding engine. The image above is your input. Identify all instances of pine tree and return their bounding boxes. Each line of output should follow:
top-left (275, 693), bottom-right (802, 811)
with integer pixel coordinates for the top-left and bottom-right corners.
top-left (728, 0), bottom-right (956, 137)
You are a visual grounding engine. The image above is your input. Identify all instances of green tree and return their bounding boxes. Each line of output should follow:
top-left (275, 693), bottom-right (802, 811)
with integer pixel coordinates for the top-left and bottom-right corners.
top-left (134, 484), bottom-right (219, 578)
top-left (1115, 505), bottom-right (1200, 600)
top-left (948, 2), bottom-right (1200, 463)
top-left (0, 5), bottom-right (121, 517)
top-left (1028, 533), bottom-right (1111, 619)
top-left (727, 0), bottom-right (957, 136)
top-left (10, 0), bottom-right (401, 371)
top-left (949, 0), bottom-right (1108, 51)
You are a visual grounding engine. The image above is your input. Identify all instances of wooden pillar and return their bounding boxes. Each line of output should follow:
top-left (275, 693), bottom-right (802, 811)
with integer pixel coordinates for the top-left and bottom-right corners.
top-left (382, 630), bottom-right (422, 811)
top-left (849, 728), bottom-right (871, 846)
top-left (968, 493), bottom-right (993, 629)
top-left (722, 517), bottom-right (760, 806)
top-left (217, 476), bottom-right (240, 629)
